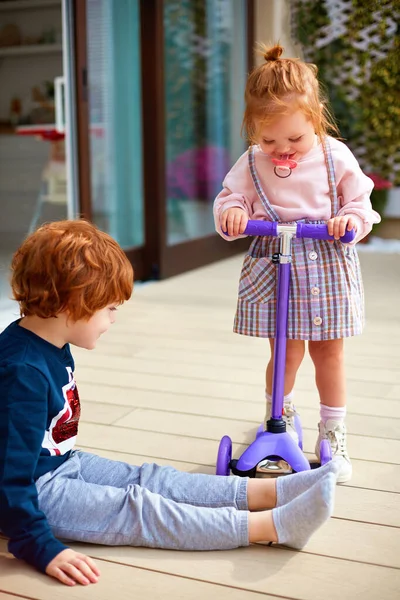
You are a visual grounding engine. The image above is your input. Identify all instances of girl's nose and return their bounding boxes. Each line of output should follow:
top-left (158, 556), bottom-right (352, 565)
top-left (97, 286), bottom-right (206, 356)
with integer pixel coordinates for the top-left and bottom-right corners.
top-left (276, 145), bottom-right (290, 155)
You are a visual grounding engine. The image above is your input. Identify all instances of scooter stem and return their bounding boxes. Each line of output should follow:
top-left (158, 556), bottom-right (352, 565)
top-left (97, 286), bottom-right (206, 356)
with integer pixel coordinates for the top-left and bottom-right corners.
top-left (269, 228), bottom-right (295, 425)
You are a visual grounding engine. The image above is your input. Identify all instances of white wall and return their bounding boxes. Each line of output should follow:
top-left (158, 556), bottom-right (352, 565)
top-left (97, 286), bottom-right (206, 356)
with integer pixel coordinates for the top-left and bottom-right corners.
top-left (254, 0), bottom-right (301, 64)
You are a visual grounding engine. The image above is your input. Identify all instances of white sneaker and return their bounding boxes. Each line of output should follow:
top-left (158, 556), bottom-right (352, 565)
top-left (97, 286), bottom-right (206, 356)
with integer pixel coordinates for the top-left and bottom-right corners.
top-left (315, 419), bottom-right (352, 483)
top-left (266, 401), bottom-right (300, 445)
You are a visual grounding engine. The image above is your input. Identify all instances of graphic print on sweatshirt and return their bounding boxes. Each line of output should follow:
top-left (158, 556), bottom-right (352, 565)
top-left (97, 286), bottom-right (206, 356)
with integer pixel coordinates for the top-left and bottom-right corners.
top-left (41, 366), bottom-right (81, 456)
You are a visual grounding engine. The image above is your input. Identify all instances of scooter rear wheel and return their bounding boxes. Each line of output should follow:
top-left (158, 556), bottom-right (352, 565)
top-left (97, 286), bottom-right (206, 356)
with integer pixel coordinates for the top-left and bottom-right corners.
top-left (319, 439), bottom-right (332, 465)
top-left (216, 435), bottom-right (232, 476)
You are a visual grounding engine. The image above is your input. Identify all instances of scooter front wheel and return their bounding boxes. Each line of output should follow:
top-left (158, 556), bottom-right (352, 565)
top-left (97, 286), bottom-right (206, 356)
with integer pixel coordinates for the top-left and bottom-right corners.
top-left (216, 435), bottom-right (232, 476)
top-left (319, 439), bottom-right (332, 465)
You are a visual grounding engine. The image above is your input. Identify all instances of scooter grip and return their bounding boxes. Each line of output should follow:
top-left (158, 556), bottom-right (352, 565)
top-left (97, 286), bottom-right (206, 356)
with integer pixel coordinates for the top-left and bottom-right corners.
top-left (243, 221), bottom-right (278, 237)
top-left (296, 222), bottom-right (356, 243)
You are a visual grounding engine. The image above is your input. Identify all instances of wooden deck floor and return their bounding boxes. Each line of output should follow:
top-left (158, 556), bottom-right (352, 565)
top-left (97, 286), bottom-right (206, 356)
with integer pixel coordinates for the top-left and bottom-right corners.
top-left (1, 251), bottom-right (399, 599)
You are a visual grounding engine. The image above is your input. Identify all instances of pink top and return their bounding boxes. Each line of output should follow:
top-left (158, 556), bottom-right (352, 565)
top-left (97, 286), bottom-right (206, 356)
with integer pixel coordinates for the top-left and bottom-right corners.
top-left (214, 136), bottom-right (380, 244)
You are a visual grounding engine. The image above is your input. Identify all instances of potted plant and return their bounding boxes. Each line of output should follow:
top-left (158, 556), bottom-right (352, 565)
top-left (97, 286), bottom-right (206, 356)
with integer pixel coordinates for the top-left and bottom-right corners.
top-left (366, 173), bottom-right (393, 224)
top-left (358, 173), bottom-right (392, 242)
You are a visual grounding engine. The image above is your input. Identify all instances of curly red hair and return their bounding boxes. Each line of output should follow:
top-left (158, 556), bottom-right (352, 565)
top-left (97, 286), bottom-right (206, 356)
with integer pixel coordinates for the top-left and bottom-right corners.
top-left (11, 220), bottom-right (134, 321)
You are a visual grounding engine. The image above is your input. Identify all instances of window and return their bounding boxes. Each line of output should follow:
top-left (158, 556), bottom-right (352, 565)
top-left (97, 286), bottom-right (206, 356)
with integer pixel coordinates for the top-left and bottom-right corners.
top-left (164, 0), bottom-right (247, 244)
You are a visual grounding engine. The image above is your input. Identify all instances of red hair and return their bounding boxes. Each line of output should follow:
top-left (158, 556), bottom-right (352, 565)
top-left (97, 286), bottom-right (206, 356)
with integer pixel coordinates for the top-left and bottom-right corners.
top-left (242, 43), bottom-right (339, 143)
top-left (11, 220), bottom-right (134, 320)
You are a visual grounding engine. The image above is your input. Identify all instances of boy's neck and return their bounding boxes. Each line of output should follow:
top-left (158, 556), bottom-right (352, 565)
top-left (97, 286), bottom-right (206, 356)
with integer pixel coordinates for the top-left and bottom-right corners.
top-left (18, 314), bottom-right (68, 349)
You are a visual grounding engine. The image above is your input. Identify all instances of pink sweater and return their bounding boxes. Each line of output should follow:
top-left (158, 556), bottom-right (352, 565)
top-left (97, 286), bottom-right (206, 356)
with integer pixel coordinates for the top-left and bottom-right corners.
top-left (214, 137), bottom-right (380, 244)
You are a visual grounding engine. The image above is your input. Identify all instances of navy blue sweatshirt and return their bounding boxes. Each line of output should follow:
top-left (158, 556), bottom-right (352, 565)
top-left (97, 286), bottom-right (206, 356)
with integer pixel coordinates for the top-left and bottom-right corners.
top-left (0, 320), bottom-right (81, 572)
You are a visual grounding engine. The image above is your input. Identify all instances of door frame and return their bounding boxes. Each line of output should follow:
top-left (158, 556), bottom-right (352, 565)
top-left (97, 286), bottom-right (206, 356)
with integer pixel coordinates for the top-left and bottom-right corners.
top-left (70, 0), bottom-right (92, 222)
top-left (140, 0), bottom-right (254, 279)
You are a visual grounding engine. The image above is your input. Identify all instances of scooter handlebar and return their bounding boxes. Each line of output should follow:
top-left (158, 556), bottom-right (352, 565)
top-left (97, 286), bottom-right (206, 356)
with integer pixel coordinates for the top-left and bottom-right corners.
top-left (296, 222), bottom-right (356, 243)
top-left (242, 220), bottom-right (356, 243)
top-left (242, 221), bottom-right (278, 237)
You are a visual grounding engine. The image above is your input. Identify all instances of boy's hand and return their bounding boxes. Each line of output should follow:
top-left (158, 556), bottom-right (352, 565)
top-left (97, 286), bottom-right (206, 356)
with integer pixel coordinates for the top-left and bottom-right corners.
top-left (221, 208), bottom-right (249, 236)
top-left (46, 549), bottom-right (100, 586)
top-left (327, 215), bottom-right (357, 240)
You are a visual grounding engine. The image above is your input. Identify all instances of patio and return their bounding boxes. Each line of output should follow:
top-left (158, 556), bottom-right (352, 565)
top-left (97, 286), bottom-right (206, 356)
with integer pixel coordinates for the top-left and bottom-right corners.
top-left (1, 248), bottom-right (399, 599)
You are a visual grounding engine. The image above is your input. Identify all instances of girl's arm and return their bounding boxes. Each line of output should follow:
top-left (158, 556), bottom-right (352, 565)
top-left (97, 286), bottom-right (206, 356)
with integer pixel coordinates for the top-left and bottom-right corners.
top-left (334, 144), bottom-right (381, 243)
top-left (213, 150), bottom-right (258, 241)
top-left (213, 187), bottom-right (253, 240)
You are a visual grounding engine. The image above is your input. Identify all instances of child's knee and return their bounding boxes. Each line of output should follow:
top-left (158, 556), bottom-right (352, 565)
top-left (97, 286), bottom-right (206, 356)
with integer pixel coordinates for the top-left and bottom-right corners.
top-left (286, 341), bottom-right (305, 370)
top-left (308, 339), bottom-right (344, 365)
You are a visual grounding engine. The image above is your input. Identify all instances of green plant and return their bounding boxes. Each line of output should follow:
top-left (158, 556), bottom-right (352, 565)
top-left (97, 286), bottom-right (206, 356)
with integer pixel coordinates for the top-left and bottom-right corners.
top-left (291, 0), bottom-right (400, 194)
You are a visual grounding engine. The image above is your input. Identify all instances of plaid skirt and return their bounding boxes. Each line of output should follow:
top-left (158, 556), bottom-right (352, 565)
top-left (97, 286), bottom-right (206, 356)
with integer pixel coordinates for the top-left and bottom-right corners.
top-left (234, 235), bottom-right (364, 340)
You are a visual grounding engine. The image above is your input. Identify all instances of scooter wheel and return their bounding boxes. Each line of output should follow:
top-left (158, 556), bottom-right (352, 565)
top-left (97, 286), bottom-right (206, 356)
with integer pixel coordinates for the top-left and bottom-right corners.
top-left (216, 435), bottom-right (232, 476)
top-left (319, 439), bottom-right (332, 465)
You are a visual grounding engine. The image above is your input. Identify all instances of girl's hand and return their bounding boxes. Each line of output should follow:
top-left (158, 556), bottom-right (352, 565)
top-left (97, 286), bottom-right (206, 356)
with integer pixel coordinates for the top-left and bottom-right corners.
top-left (221, 208), bottom-right (249, 236)
top-left (327, 215), bottom-right (357, 240)
top-left (46, 549), bottom-right (100, 586)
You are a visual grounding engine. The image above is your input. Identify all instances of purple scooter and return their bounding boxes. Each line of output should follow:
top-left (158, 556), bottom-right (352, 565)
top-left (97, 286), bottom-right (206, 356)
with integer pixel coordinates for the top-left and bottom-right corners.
top-left (216, 220), bottom-right (355, 477)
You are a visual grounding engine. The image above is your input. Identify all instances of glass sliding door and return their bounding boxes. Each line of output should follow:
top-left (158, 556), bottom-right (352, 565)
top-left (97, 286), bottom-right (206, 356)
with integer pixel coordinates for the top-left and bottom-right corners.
top-left (164, 0), bottom-right (247, 245)
top-left (86, 0), bottom-right (144, 249)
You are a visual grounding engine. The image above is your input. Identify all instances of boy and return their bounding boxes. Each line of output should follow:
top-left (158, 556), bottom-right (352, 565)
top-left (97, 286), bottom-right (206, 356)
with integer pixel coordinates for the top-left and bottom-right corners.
top-left (0, 220), bottom-right (338, 586)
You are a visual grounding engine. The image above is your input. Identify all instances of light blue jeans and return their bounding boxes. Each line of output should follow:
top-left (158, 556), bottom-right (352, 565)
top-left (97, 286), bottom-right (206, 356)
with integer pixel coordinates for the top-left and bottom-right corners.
top-left (36, 451), bottom-right (249, 550)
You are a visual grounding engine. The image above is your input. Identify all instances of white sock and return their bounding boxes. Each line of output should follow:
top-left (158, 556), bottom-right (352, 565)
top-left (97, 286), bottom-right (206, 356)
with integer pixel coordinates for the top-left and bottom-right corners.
top-left (272, 473), bottom-right (335, 549)
top-left (276, 461), bottom-right (340, 506)
top-left (320, 404), bottom-right (346, 425)
top-left (265, 390), bottom-right (295, 414)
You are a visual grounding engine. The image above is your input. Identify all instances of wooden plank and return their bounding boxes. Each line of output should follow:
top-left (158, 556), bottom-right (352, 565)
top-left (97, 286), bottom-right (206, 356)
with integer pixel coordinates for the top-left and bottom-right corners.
top-left (345, 459), bottom-right (400, 493)
top-left (88, 331), bottom-right (399, 361)
top-left (81, 446), bottom-right (216, 475)
top-left (101, 403), bottom-right (398, 441)
top-left (334, 485), bottom-right (400, 527)
top-left (80, 402), bottom-right (132, 426)
top-left (69, 544), bottom-right (400, 600)
top-left (107, 316), bottom-right (400, 346)
top-left (77, 383), bottom-right (399, 429)
top-left (104, 321), bottom-right (400, 349)
top-left (388, 385), bottom-right (400, 400)
top-left (75, 365), bottom-right (395, 402)
top-left (0, 541), bottom-right (276, 600)
top-left (127, 346), bottom-right (400, 371)
top-left (76, 422), bottom-right (246, 469)
top-left (101, 326), bottom-right (400, 355)
top-left (74, 351), bottom-right (400, 386)
top-left (306, 517), bottom-right (400, 568)
top-left (78, 410), bottom-right (400, 466)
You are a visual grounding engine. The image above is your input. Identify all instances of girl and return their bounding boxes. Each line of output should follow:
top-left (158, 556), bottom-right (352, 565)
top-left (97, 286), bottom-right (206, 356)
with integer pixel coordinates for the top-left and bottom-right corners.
top-left (214, 44), bottom-right (380, 483)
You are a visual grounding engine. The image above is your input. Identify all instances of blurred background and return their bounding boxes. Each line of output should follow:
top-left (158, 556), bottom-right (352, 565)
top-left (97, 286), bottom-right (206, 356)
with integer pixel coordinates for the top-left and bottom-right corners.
top-left (0, 0), bottom-right (398, 326)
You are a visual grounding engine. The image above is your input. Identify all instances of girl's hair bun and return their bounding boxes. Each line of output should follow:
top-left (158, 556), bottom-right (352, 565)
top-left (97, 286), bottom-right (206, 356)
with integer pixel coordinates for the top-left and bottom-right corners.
top-left (263, 44), bottom-right (283, 62)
